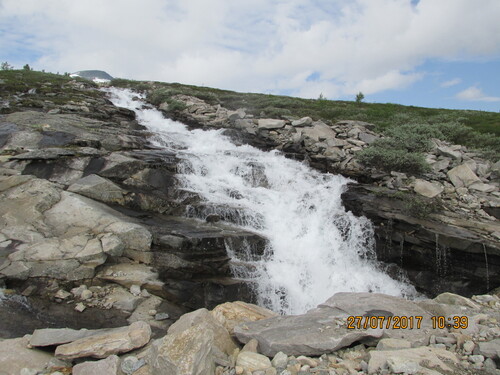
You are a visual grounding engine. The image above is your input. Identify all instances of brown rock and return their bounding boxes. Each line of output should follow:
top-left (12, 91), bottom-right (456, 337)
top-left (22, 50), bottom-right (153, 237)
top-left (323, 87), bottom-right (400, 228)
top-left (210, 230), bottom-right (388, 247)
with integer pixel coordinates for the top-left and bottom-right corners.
top-left (211, 301), bottom-right (277, 335)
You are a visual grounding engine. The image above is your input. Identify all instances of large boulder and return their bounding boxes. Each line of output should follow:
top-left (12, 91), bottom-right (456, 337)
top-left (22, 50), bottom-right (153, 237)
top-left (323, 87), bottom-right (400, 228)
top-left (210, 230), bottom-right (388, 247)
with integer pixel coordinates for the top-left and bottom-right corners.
top-left (168, 308), bottom-right (237, 356)
top-left (300, 121), bottom-right (336, 142)
top-left (447, 163), bottom-right (481, 188)
top-left (55, 321), bottom-right (151, 359)
top-left (234, 293), bottom-right (442, 357)
top-left (413, 179), bottom-right (444, 198)
top-left (148, 323), bottom-right (216, 375)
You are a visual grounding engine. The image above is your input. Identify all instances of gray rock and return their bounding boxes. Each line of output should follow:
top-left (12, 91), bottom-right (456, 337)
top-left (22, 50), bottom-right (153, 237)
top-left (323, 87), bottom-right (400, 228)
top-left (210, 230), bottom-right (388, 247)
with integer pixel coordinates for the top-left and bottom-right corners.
top-left (271, 352), bottom-right (288, 368)
top-left (291, 117), bottom-right (313, 127)
top-left (148, 323), bottom-right (216, 375)
top-left (447, 164), bottom-right (481, 188)
top-left (68, 174), bottom-right (125, 203)
top-left (121, 356), bottom-right (146, 375)
top-left (478, 339), bottom-right (500, 359)
top-left (55, 321), bottom-right (151, 359)
top-left (368, 347), bottom-right (458, 374)
top-left (168, 308), bottom-right (237, 356)
top-left (236, 351), bottom-right (272, 372)
top-left (469, 182), bottom-right (497, 193)
top-left (375, 338), bottom-right (411, 351)
top-left (72, 355), bottom-right (120, 375)
top-left (0, 336), bottom-right (54, 374)
top-left (258, 119), bottom-right (286, 130)
top-left (155, 313), bottom-right (170, 321)
top-left (358, 132), bottom-right (378, 144)
top-left (433, 292), bottom-right (480, 309)
top-left (30, 327), bottom-right (104, 347)
top-left (437, 145), bottom-right (462, 160)
top-left (301, 122), bottom-right (336, 142)
top-left (432, 158), bottom-right (451, 172)
top-left (413, 179), bottom-right (444, 198)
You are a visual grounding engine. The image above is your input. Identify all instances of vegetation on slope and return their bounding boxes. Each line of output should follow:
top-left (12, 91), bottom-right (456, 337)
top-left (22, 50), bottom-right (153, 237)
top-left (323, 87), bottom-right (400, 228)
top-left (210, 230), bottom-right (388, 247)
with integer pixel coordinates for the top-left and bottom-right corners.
top-left (111, 78), bottom-right (500, 166)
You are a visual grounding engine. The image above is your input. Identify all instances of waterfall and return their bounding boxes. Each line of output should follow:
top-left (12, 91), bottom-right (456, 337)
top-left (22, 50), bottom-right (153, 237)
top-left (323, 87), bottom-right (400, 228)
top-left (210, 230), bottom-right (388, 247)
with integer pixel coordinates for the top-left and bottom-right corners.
top-left (105, 88), bottom-right (416, 314)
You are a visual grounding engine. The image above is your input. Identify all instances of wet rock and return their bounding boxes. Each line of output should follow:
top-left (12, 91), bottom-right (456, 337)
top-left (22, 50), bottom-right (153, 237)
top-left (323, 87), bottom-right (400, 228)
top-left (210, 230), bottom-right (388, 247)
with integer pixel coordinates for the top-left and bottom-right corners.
top-left (55, 321), bottom-right (151, 359)
top-left (72, 355), bottom-right (120, 375)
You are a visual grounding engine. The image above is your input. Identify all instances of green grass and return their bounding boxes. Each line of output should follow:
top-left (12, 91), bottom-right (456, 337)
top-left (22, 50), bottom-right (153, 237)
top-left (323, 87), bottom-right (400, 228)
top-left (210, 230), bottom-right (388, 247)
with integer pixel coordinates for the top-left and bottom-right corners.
top-left (111, 78), bottom-right (500, 137)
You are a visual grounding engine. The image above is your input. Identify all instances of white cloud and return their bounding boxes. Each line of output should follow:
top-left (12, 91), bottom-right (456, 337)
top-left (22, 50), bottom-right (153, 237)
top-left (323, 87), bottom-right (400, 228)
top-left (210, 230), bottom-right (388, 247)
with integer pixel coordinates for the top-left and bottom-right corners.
top-left (456, 86), bottom-right (500, 102)
top-left (1, 0), bottom-right (500, 99)
top-left (441, 78), bottom-right (462, 88)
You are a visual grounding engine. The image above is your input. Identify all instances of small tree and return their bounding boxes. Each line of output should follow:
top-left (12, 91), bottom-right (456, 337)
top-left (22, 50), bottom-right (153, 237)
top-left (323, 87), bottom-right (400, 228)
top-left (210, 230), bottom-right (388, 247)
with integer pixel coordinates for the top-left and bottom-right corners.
top-left (318, 93), bottom-right (326, 101)
top-left (1, 62), bottom-right (13, 70)
top-left (23, 64), bottom-right (31, 71)
top-left (355, 91), bottom-right (365, 104)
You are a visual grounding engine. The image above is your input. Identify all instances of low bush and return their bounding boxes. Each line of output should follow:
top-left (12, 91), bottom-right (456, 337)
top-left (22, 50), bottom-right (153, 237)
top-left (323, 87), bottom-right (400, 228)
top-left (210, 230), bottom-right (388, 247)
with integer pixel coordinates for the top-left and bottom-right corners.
top-left (357, 147), bottom-right (430, 174)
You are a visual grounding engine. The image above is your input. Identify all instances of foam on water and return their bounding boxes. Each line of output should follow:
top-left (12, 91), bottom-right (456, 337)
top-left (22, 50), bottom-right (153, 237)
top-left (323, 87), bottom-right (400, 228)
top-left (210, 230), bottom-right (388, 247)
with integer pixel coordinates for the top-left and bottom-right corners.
top-left (106, 88), bottom-right (416, 314)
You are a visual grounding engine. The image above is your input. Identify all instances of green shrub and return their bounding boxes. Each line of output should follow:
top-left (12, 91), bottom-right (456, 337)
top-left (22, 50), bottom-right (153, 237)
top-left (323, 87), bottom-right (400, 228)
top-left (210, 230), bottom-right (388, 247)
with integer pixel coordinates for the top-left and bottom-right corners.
top-left (357, 147), bottom-right (430, 174)
top-left (392, 191), bottom-right (442, 219)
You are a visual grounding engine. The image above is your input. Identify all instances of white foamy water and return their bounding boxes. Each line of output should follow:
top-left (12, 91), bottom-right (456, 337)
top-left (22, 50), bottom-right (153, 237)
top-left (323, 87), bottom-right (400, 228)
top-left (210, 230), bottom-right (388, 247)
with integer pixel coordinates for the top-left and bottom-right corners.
top-left (106, 88), bottom-right (415, 314)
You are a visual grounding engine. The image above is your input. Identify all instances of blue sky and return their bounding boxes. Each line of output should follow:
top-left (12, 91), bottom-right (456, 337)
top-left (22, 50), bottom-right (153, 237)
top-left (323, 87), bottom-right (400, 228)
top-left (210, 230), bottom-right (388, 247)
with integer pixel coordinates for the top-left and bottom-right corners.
top-left (1, 0), bottom-right (500, 112)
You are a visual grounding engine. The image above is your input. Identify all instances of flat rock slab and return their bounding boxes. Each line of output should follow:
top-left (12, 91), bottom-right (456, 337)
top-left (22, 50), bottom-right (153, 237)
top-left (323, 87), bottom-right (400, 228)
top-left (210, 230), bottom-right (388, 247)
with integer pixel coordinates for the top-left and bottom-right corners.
top-left (234, 308), bottom-right (383, 357)
top-left (0, 335), bottom-right (54, 374)
top-left (30, 327), bottom-right (107, 347)
top-left (211, 301), bottom-right (278, 334)
top-left (235, 293), bottom-right (443, 357)
top-left (55, 321), bottom-right (151, 359)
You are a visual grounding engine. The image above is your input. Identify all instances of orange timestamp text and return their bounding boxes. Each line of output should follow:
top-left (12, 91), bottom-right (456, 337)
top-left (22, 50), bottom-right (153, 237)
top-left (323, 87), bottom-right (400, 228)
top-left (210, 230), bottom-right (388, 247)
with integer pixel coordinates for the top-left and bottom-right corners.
top-left (346, 315), bottom-right (468, 330)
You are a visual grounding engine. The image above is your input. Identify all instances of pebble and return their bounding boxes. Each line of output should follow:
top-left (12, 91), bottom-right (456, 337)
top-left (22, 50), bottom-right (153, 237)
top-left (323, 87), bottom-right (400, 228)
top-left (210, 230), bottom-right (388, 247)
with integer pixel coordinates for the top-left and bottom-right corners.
top-left (121, 355), bottom-right (145, 374)
top-left (80, 289), bottom-right (93, 300)
top-left (271, 352), bottom-right (288, 368)
top-left (74, 302), bottom-right (86, 312)
top-left (155, 312), bottom-right (170, 321)
top-left (469, 354), bottom-right (485, 364)
top-left (130, 285), bottom-right (141, 296)
top-left (463, 340), bottom-right (475, 354)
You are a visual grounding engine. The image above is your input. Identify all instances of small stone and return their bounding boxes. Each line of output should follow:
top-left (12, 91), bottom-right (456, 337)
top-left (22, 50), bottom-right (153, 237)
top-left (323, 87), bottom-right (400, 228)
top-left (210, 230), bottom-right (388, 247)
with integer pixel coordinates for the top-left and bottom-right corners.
top-left (271, 352), bottom-right (288, 368)
top-left (235, 366), bottom-right (244, 375)
top-left (463, 340), bottom-right (475, 354)
top-left (130, 285), bottom-right (141, 296)
top-left (236, 351), bottom-right (272, 372)
top-left (241, 338), bottom-right (259, 353)
top-left (54, 289), bottom-right (72, 300)
top-left (71, 285), bottom-right (88, 299)
top-left (21, 285), bottom-right (37, 297)
top-left (80, 289), bottom-right (93, 300)
top-left (469, 355), bottom-right (485, 364)
top-left (154, 313), bottom-right (170, 321)
top-left (74, 303), bottom-right (86, 312)
top-left (121, 355), bottom-right (145, 374)
top-left (148, 309), bottom-right (157, 316)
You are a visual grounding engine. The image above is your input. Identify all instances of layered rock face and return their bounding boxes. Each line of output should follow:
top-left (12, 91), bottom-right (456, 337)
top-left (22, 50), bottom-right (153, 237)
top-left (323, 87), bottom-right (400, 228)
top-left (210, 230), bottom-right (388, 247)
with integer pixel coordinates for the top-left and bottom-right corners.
top-left (0, 78), bottom-right (265, 334)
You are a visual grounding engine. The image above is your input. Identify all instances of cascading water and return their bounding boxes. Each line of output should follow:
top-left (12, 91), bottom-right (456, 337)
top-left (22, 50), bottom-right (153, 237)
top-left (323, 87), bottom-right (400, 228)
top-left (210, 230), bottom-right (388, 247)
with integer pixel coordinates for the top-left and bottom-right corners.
top-left (106, 88), bottom-right (416, 314)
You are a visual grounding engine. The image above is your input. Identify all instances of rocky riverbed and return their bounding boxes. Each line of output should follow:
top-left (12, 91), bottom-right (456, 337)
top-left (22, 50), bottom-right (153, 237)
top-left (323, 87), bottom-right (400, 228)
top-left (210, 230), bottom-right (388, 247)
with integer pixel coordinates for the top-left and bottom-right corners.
top-left (2, 291), bottom-right (500, 374)
top-left (0, 71), bottom-right (499, 374)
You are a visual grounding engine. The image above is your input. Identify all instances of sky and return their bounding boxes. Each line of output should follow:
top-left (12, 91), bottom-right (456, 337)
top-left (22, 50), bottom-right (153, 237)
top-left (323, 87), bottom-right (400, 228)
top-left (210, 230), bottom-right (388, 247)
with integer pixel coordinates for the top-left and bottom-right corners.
top-left (1, 0), bottom-right (500, 112)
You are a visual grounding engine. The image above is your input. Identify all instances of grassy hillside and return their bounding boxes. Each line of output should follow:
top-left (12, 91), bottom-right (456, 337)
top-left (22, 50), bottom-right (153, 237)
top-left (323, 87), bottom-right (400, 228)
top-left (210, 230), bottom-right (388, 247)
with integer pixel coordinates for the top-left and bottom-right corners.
top-left (111, 78), bottom-right (500, 136)
top-left (111, 78), bottom-right (500, 162)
